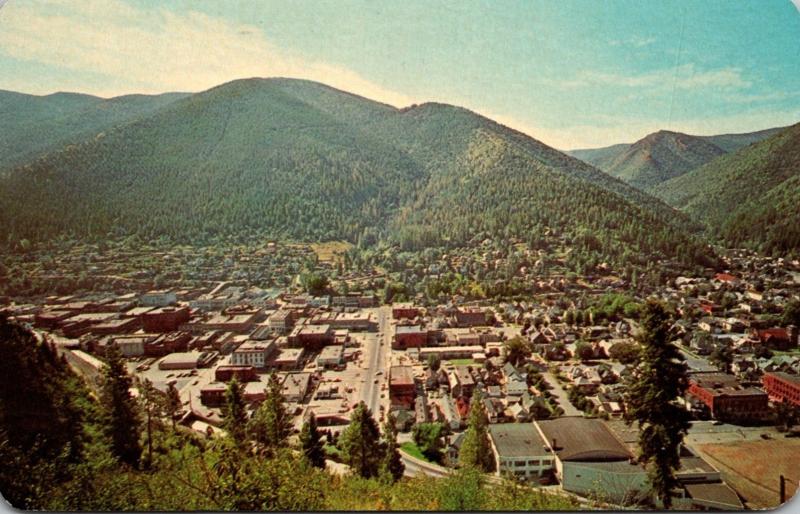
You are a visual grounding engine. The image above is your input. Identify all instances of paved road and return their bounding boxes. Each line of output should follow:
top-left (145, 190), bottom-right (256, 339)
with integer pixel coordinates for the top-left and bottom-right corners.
top-left (399, 449), bottom-right (452, 478)
top-left (542, 372), bottom-right (582, 417)
top-left (360, 307), bottom-right (391, 418)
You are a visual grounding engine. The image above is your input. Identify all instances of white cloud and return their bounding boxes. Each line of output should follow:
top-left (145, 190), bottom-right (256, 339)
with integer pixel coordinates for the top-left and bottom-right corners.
top-left (0, 0), bottom-right (417, 106)
top-left (0, 0), bottom-right (793, 151)
top-left (559, 64), bottom-right (751, 92)
top-left (609, 36), bottom-right (657, 48)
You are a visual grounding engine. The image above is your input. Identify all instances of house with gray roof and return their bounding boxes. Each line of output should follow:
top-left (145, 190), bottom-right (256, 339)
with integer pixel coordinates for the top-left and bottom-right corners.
top-left (535, 417), bottom-right (649, 504)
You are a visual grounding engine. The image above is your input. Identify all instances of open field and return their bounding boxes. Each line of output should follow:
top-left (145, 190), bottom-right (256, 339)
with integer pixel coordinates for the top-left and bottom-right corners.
top-left (308, 241), bottom-right (353, 263)
top-left (695, 438), bottom-right (800, 509)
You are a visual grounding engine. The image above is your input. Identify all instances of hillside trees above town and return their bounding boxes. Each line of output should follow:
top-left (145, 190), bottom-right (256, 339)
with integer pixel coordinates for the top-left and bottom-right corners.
top-left (653, 122), bottom-right (800, 256)
top-left (0, 78), bottom-right (716, 274)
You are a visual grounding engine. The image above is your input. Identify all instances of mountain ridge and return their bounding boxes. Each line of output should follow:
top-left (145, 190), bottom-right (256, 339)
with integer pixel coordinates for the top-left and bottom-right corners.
top-left (0, 77), bottom-right (713, 269)
top-left (652, 122), bottom-right (800, 254)
top-left (568, 126), bottom-right (786, 190)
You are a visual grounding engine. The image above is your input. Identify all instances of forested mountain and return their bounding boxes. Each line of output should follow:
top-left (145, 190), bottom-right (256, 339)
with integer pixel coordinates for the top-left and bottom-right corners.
top-left (569, 127), bottom-right (784, 191)
top-left (652, 123), bottom-right (800, 255)
top-left (0, 90), bottom-right (189, 172)
top-left (703, 127), bottom-right (786, 153)
top-left (0, 78), bottom-right (712, 269)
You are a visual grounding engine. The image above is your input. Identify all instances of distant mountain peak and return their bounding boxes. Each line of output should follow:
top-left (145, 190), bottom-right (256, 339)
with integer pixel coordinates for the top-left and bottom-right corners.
top-left (568, 125), bottom-right (785, 191)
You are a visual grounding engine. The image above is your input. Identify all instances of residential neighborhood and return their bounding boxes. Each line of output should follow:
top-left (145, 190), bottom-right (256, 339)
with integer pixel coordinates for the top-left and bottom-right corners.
top-left (3, 240), bottom-right (799, 510)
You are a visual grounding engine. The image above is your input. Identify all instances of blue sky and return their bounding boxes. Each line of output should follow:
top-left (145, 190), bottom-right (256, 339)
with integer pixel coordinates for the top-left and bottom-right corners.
top-left (0, 0), bottom-right (798, 149)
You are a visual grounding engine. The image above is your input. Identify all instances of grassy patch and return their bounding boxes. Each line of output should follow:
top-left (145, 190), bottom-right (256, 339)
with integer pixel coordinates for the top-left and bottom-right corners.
top-left (324, 443), bottom-right (344, 462)
top-left (446, 358), bottom-right (476, 366)
top-left (400, 442), bottom-right (431, 463)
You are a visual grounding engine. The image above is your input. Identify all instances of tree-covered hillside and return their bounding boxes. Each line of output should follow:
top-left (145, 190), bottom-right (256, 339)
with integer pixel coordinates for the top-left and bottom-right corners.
top-left (0, 89), bottom-right (188, 172)
top-left (652, 123), bottom-right (800, 255)
top-left (569, 127), bottom-right (784, 191)
top-left (0, 78), bottom-right (712, 269)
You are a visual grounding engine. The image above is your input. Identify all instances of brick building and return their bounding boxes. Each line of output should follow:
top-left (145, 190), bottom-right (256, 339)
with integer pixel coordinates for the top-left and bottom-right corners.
top-left (145, 331), bottom-right (192, 357)
top-left (454, 307), bottom-right (490, 327)
top-left (687, 373), bottom-right (769, 422)
top-left (393, 325), bottom-right (427, 350)
top-left (215, 365), bottom-right (258, 383)
top-left (392, 303), bottom-right (420, 320)
top-left (289, 324), bottom-right (335, 350)
top-left (389, 365), bottom-right (416, 409)
top-left (762, 372), bottom-right (800, 406)
top-left (141, 306), bottom-right (191, 332)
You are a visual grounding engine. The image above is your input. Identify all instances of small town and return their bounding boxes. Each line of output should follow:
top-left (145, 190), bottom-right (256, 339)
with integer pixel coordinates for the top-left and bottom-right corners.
top-left (2, 239), bottom-right (799, 510)
top-left (1, 1), bottom-right (799, 511)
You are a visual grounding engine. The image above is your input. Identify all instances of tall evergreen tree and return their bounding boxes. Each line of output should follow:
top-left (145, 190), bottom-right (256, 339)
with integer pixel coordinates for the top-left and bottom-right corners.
top-left (338, 402), bottom-right (382, 478)
top-left (380, 413), bottom-right (405, 482)
top-left (99, 345), bottom-right (141, 467)
top-left (458, 391), bottom-right (495, 472)
top-left (138, 378), bottom-right (164, 468)
top-left (222, 378), bottom-right (248, 446)
top-left (299, 412), bottom-right (326, 468)
top-left (624, 300), bottom-right (691, 509)
top-left (247, 373), bottom-right (291, 455)
top-left (164, 382), bottom-right (182, 431)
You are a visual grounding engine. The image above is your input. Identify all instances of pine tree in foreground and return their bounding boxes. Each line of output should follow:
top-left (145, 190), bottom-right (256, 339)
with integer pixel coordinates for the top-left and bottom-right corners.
top-left (222, 378), bottom-right (248, 446)
top-left (99, 345), bottom-right (141, 467)
top-left (300, 412), bottom-right (326, 468)
top-left (624, 300), bottom-right (691, 509)
top-left (338, 401), bottom-right (382, 478)
top-left (380, 412), bottom-right (405, 482)
top-left (458, 391), bottom-right (495, 472)
top-left (164, 382), bottom-right (182, 430)
top-left (248, 372), bottom-right (292, 455)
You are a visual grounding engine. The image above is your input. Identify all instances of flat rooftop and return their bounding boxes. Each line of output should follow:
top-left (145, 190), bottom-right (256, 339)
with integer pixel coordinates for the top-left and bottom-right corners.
top-left (301, 324), bottom-right (331, 335)
top-left (489, 423), bottom-right (550, 458)
top-left (318, 345), bottom-right (344, 359)
top-left (159, 351), bottom-right (201, 366)
top-left (767, 371), bottom-right (800, 386)
top-left (390, 365), bottom-right (414, 386)
top-left (396, 325), bottom-right (424, 334)
top-left (691, 373), bottom-right (767, 396)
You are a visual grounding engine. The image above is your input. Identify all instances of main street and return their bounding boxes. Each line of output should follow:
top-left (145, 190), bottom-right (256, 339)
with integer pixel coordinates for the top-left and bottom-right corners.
top-left (359, 306), bottom-right (392, 418)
